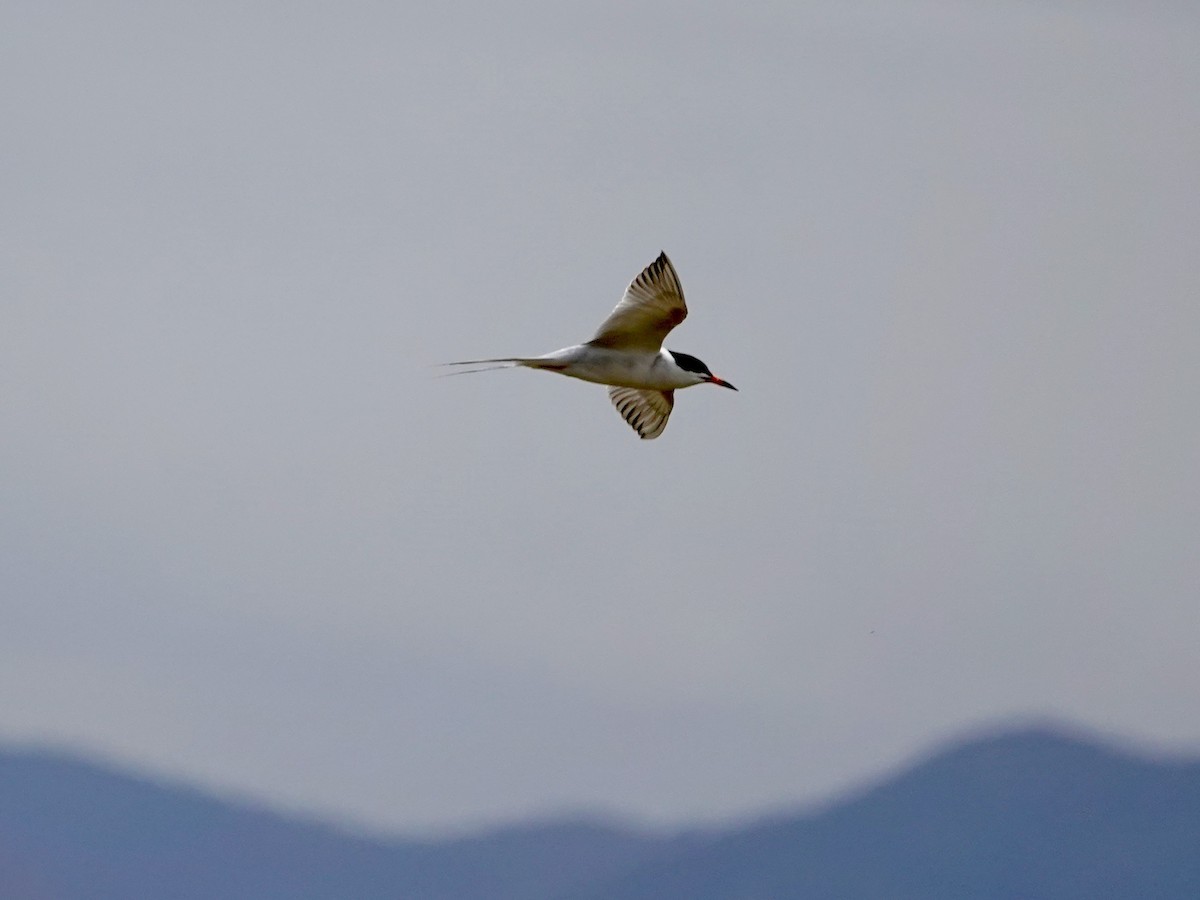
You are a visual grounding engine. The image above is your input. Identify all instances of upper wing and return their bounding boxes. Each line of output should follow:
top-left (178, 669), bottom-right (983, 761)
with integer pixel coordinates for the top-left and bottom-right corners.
top-left (608, 387), bottom-right (674, 440)
top-left (588, 252), bottom-right (687, 352)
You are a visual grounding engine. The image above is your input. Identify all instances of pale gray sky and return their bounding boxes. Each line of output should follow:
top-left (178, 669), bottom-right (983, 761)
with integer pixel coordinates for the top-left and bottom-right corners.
top-left (3, 0), bottom-right (1199, 833)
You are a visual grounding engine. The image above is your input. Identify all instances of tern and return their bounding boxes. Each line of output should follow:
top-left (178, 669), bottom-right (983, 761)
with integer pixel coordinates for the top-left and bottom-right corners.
top-left (446, 252), bottom-right (736, 439)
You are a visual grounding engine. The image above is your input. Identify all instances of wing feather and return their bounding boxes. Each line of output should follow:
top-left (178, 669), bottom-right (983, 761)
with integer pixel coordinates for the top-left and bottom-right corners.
top-left (588, 252), bottom-right (687, 352)
top-left (608, 387), bottom-right (674, 440)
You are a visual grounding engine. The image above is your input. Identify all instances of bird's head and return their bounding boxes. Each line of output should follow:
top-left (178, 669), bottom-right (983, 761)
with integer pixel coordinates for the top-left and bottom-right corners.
top-left (668, 350), bottom-right (737, 390)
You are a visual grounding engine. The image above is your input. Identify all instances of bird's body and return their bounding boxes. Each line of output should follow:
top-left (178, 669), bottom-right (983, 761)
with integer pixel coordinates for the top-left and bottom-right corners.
top-left (446, 252), bottom-right (736, 439)
top-left (469, 346), bottom-right (709, 391)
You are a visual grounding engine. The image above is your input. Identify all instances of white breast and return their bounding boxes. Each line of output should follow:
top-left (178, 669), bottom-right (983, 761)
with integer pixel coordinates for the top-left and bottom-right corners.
top-left (540, 346), bottom-right (695, 390)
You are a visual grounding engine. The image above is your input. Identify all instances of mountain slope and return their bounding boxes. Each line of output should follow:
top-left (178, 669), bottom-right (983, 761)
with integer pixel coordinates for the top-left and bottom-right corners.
top-left (569, 727), bottom-right (1200, 900)
top-left (2, 726), bottom-right (1198, 900)
top-left (0, 750), bottom-right (686, 900)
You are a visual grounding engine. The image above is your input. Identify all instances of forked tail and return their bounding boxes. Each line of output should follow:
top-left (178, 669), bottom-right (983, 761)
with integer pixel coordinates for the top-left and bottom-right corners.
top-left (439, 357), bottom-right (563, 376)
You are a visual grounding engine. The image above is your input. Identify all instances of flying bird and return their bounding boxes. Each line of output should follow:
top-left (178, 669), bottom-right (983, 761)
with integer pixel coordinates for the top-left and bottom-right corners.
top-left (446, 252), bottom-right (736, 439)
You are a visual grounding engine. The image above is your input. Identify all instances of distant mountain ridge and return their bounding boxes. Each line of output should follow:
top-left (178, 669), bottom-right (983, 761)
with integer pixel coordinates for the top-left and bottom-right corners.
top-left (1, 725), bottom-right (1198, 899)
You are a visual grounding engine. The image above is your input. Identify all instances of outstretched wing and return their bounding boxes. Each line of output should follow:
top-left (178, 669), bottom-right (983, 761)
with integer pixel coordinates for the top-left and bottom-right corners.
top-left (589, 252), bottom-right (687, 352)
top-left (608, 387), bottom-right (674, 440)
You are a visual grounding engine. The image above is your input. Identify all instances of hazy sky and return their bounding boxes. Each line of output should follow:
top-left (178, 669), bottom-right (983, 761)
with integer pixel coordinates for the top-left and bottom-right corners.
top-left (3, 1), bottom-right (1199, 833)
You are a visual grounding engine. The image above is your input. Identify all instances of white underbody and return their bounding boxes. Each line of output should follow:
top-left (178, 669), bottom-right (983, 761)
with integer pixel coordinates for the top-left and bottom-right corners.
top-left (528, 345), bottom-right (704, 391)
